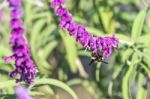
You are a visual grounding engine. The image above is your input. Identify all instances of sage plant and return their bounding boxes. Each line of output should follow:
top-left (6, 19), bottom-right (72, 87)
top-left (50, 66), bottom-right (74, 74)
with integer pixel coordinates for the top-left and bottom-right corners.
top-left (51, 0), bottom-right (119, 58)
top-left (3, 0), bottom-right (36, 83)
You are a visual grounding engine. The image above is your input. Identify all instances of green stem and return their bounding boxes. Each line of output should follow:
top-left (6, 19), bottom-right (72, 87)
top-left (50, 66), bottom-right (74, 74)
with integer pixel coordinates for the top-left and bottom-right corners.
top-left (122, 54), bottom-right (140, 99)
top-left (136, 74), bottom-right (147, 99)
top-left (122, 64), bottom-right (134, 99)
top-left (92, 0), bottom-right (106, 33)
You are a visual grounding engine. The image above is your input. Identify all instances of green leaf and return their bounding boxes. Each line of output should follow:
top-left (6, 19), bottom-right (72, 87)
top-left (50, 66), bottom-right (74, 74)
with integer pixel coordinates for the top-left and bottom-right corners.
top-left (35, 78), bottom-right (78, 99)
top-left (0, 79), bottom-right (78, 99)
top-left (136, 74), bottom-right (147, 99)
top-left (99, 6), bottom-right (116, 33)
top-left (115, 34), bottom-right (130, 41)
top-left (87, 27), bottom-right (103, 36)
top-left (73, 16), bottom-right (87, 25)
top-left (121, 49), bottom-right (133, 62)
top-left (0, 94), bottom-right (15, 99)
top-left (30, 19), bottom-right (46, 52)
top-left (0, 80), bottom-right (16, 88)
top-left (59, 30), bottom-right (78, 73)
top-left (67, 79), bottom-right (83, 86)
top-left (137, 33), bottom-right (150, 44)
top-left (37, 25), bottom-right (56, 48)
top-left (122, 53), bottom-right (139, 99)
top-left (144, 48), bottom-right (150, 63)
top-left (140, 59), bottom-right (150, 73)
top-left (131, 7), bottom-right (147, 41)
top-left (30, 19), bottom-right (47, 72)
top-left (24, 0), bottom-right (33, 29)
top-left (42, 41), bottom-right (58, 60)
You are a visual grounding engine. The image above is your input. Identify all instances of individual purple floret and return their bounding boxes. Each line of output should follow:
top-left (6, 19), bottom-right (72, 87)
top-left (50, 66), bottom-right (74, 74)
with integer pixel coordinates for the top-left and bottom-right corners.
top-left (8, 0), bottom-right (22, 7)
top-left (15, 86), bottom-right (32, 99)
top-left (51, 0), bottom-right (65, 8)
top-left (3, 0), bottom-right (36, 83)
top-left (51, 0), bottom-right (119, 58)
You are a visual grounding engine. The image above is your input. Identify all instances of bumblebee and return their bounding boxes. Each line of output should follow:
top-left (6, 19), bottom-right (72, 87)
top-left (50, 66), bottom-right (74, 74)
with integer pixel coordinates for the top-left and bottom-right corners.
top-left (89, 53), bottom-right (108, 65)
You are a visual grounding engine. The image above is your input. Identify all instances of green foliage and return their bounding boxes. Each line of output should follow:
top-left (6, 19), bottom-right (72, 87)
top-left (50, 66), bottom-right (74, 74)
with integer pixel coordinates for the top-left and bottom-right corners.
top-left (0, 78), bottom-right (78, 99)
top-left (131, 7), bottom-right (148, 41)
top-left (59, 30), bottom-right (78, 73)
top-left (0, 0), bottom-right (150, 99)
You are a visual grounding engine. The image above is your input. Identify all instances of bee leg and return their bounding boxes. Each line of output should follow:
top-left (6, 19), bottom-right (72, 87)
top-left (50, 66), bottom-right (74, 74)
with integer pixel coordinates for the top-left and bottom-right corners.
top-left (89, 60), bottom-right (94, 65)
top-left (101, 61), bottom-right (108, 64)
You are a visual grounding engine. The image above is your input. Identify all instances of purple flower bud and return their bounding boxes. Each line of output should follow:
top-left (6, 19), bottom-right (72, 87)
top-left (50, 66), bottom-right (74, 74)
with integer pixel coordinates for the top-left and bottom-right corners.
top-left (55, 6), bottom-right (67, 16)
top-left (103, 47), bottom-right (112, 58)
top-left (76, 25), bottom-right (85, 42)
top-left (10, 18), bottom-right (23, 29)
top-left (69, 29), bottom-right (78, 37)
top-left (60, 12), bottom-right (72, 22)
top-left (8, 0), bottom-right (22, 7)
top-left (68, 22), bottom-right (78, 32)
top-left (11, 9), bottom-right (23, 18)
top-left (15, 37), bottom-right (27, 45)
top-left (50, 0), bottom-right (65, 8)
top-left (88, 36), bottom-right (96, 49)
top-left (11, 27), bottom-right (24, 35)
top-left (9, 70), bottom-right (17, 77)
top-left (80, 31), bottom-right (91, 47)
top-left (95, 37), bottom-right (102, 51)
top-left (59, 20), bottom-right (70, 29)
top-left (16, 57), bottom-right (25, 66)
top-left (3, 55), bottom-right (15, 63)
top-left (109, 35), bottom-right (119, 48)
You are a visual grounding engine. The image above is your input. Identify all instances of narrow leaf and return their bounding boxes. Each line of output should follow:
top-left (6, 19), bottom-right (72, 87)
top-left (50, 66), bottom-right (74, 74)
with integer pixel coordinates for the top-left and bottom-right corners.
top-left (59, 30), bottom-right (78, 73)
top-left (0, 79), bottom-right (78, 99)
top-left (131, 7), bottom-right (147, 41)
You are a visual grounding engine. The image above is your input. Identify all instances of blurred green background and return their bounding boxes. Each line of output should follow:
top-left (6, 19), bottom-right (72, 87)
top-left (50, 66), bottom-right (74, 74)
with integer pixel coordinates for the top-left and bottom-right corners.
top-left (0, 0), bottom-right (150, 99)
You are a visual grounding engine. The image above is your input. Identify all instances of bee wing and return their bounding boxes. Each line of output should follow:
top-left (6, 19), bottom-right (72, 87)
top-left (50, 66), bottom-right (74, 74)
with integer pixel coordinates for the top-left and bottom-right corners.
top-left (89, 59), bottom-right (95, 65)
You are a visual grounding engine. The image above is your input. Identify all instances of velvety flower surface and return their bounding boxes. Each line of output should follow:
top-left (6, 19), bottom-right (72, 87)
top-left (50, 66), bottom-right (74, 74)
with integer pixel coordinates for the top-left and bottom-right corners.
top-left (15, 86), bottom-right (32, 99)
top-left (3, 0), bottom-right (36, 84)
top-left (51, 0), bottom-right (119, 58)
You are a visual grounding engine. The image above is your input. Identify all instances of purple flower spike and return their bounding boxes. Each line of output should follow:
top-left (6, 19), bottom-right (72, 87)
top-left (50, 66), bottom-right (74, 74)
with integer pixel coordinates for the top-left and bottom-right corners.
top-left (3, 0), bottom-right (37, 84)
top-left (51, 0), bottom-right (119, 59)
top-left (15, 86), bottom-right (32, 99)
